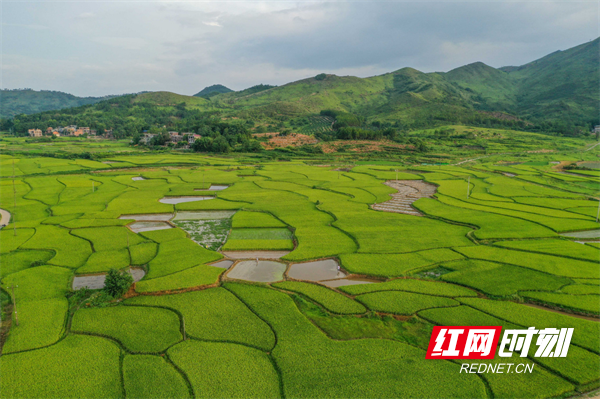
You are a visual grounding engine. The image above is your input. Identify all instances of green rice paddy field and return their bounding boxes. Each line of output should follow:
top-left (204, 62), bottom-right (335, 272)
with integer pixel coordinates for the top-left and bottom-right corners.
top-left (0, 142), bottom-right (599, 398)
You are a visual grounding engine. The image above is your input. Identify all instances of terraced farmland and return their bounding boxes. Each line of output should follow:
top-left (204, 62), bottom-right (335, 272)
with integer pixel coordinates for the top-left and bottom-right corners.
top-left (0, 149), bottom-right (599, 399)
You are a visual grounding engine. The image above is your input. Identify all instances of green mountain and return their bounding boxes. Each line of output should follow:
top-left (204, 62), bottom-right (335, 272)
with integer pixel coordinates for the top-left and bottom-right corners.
top-left (0, 89), bottom-right (118, 118)
top-left (6, 38), bottom-right (598, 136)
top-left (193, 84), bottom-right (233, 98)
top-left (202, 39), bottom-right (598, 127)
top-left (500, 38), bottom-right (599, 121)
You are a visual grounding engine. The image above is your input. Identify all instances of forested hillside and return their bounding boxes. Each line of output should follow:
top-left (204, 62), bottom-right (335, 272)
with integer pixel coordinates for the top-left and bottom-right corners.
top-left (4, 38), bottom-right (598, 138)
top-left (0, 89), bottom-right (118, 118)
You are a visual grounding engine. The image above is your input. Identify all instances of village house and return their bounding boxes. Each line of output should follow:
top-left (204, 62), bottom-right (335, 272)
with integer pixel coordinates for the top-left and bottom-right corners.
top-left (187, 133), bottom-right (202, 144)
top-left (52, 131), bottom-right (60, 137)
top-left (73, 129), bottom-right (85, 136)
top-left (28, 129), bottom-right (43, 137)
top-left (104, 129), bottom-right (113, 138)
top-left (168, 131), bottom-right (183, 142)
top-left (141, 133), bottom-right (156, 145)
top-left (46, 127), bottom-right (54, 134)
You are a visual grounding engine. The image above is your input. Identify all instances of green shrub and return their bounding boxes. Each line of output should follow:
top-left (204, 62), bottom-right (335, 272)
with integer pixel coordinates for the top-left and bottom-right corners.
top-left (103, 268), bottom-right (133, 297)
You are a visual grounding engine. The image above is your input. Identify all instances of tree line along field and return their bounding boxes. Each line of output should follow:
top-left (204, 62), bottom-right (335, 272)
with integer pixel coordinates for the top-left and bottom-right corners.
top-left (0, 145), bottom-right (599, 399)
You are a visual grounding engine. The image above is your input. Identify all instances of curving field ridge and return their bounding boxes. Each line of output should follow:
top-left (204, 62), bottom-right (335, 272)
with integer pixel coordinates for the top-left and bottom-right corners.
top-left (0, 147), bottom-right (599, 399)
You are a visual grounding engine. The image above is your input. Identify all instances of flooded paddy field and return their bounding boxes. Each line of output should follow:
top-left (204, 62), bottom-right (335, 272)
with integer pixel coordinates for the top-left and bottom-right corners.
top-left (73, 268), bottom-right (146, 290)
top-left (209, 260), bottom-right (234, 269)
top-left (208, 185), bottom-right (229, 191)
top-left (159, 196), bottom-right (214, 204)
top-left (561, 230), bottom-right (600, 239)
top-left (128, 221), bottom-right (173, 233)
top-left (226, 260), bottom-right (286, 282)
top-left (287, 259), bottom-right (346, 282)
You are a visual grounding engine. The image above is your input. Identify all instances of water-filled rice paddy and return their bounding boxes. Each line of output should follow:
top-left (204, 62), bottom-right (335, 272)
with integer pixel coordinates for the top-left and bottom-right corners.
top-left (226, 260), bottom-right (287, 282)
top-left (287, 259), bottom-right (346, 281)
top-left (159, 196), bottom-right (214, 204)
top-left (128, 221), bottom-right (173, 233)
top-left (2, 150), bottom-right (599, 399)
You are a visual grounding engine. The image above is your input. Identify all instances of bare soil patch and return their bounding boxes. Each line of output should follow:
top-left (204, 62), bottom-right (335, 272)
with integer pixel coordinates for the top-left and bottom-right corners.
top-left (261, 133), bottom-right (318, 149)
top-left (320, 140), bottom-right (408, 154)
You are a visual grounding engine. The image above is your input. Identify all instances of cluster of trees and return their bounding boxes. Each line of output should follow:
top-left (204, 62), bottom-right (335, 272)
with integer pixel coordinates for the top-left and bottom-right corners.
top-left (2, 94), bottom-right (265, 153)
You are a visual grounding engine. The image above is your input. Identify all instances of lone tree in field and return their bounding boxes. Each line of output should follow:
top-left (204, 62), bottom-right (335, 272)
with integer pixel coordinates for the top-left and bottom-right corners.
top-left (103, 269), bottom-right (134, 297)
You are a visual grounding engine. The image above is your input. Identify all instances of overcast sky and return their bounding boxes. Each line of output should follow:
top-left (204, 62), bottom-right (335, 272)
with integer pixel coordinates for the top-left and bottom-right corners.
top-left (2, 1), bottom-right (598, 97)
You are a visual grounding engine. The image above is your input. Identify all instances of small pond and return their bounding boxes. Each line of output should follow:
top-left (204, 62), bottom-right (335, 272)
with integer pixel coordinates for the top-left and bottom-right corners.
top-left (227, 260), bottom-right (286, 282)
top-left (287, 259), bottom-right (346, 282)
top-left (159, 196), bottom-right (214, 204)
top-left (132, 176), bottom-right (146, 181)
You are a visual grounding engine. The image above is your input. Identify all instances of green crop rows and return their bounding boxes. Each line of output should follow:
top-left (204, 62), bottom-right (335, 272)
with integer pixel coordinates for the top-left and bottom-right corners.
top-left (1, 145), bottom-right (599, 398)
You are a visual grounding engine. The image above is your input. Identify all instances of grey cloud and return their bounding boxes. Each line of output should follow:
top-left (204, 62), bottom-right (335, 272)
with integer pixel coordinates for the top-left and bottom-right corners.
top-left (2, 1), bottom-right (597, 96)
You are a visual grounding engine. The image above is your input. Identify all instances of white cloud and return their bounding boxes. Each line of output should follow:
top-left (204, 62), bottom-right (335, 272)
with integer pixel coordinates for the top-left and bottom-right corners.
top-left (2, 1), bottom-right (597, 96)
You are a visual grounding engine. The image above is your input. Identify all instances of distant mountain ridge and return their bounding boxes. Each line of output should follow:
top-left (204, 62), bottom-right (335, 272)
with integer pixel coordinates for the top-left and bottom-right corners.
top-left (5, 38), bottom-right (598, 133)
top-left (0, 89), bottom-right (119, 118)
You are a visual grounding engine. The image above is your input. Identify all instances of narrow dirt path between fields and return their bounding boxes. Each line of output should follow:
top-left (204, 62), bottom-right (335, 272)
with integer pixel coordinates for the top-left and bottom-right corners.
top-left (371, 180), bottom-right (437, 216)
top-left (585, 141), bottom-right (600, 152)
